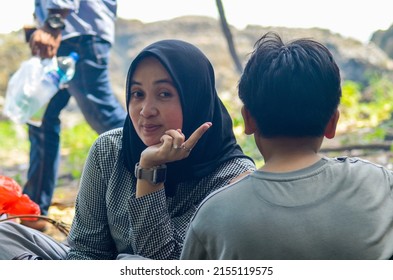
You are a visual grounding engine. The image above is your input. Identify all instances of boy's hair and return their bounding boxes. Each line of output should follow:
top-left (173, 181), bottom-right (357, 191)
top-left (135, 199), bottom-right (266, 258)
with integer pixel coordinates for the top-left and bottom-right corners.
top-left (238, 32), bottom-right (341, 138)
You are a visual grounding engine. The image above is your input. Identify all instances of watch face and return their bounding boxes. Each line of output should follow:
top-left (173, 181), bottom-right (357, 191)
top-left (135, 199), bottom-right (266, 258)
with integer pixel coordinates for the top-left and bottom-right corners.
top-left (47, 14), bottom-right (65, 30)
top-left (152, 167), bottom-right (167, 184)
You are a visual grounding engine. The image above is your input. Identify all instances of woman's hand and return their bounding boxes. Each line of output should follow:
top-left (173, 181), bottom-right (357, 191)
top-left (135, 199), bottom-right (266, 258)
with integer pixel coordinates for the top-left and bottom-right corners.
top-left (139, 122), bottom-right (212, 168)
top-left (135, 122), bottom-right (212, 198)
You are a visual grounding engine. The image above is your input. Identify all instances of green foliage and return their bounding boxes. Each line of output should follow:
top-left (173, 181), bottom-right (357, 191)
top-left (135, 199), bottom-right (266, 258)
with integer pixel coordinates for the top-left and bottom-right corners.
top-left (339, 75), bottom-right (393, 135)
top-left (0, 121), bottom-right (28, 185)
top-left (0, 119), bottom-right (98, 182)
top-left (0, 121), bottom-right (29, 167)
top-left (60, 122), bottom-right (98, 178)
top-left (221, 97), bottom-right (264, 168)
top-left (232, 114), bottom-right (264, 168)
top-left (363, 127), bottom-right (387, 142)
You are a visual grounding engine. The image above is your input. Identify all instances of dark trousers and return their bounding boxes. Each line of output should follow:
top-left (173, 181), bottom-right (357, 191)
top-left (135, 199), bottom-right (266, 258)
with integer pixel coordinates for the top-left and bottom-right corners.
top-left (23, 35), bottom-right (127, 215)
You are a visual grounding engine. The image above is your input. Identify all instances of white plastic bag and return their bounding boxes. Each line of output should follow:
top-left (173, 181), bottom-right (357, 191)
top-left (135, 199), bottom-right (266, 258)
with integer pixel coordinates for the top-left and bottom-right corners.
top-left (2, 56), bottom-right (57, 125)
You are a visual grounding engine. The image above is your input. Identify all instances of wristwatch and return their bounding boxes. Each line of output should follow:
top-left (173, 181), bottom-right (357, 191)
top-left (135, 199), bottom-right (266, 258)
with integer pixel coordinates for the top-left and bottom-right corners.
top-left (134, 163), bottom-right (167, 184)
top-left (44, 13), bottom-right (66, 31)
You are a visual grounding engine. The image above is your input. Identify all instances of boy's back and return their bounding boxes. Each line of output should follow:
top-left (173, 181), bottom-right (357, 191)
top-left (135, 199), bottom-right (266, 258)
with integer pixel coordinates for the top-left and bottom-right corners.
top-left (181, 157), bottom-right (393, 259)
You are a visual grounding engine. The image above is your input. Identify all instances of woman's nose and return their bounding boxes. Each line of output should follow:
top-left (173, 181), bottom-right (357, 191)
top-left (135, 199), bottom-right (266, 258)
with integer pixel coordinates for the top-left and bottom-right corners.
top-left (139, 98), bottom-right (158, 117)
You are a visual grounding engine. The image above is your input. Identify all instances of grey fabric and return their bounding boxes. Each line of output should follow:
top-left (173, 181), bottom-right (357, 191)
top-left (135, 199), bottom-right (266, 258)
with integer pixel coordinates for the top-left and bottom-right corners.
top-left (181, 157), bottom-right (393, 260)
top-left (34, 0), bottom-right (116, 44)
top-left (0, 222), bottom-right (69, 260)
top-left (116, 253), bottom-right (151, 260)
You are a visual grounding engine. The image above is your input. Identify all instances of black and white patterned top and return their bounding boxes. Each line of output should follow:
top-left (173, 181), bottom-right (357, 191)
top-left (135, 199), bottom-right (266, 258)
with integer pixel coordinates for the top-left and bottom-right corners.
top-left (66, 128), bottom-right (255, 260)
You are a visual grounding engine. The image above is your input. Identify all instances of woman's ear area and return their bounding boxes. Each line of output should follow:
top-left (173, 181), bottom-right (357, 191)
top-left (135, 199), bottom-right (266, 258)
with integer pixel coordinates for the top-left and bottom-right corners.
top-left (324, 109), bottom-right (340, 139)
top-left (241, 106), bottom-right (258, 135)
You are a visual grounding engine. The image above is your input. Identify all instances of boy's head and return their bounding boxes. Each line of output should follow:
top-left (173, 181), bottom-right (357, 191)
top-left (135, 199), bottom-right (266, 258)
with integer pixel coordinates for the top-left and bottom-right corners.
top-left (238, 32), bottom-right (341, 138)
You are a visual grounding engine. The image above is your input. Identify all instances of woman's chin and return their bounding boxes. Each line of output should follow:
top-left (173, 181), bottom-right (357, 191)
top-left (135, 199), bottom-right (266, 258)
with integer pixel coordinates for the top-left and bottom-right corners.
top-left (141, 138), bottom-right (161, 147)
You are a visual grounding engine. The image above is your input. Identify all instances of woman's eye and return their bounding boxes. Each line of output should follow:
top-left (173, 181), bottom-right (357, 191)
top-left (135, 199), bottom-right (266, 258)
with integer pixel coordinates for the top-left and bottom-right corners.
top-left (159, 91), bottom-right (172, 98)
top-left (131, 91), bottom-right (144, 99)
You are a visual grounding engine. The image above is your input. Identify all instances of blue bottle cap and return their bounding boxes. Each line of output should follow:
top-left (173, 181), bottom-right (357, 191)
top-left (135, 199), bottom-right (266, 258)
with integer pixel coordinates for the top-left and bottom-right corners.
top-left (69, 52), bottom-right (79, 62)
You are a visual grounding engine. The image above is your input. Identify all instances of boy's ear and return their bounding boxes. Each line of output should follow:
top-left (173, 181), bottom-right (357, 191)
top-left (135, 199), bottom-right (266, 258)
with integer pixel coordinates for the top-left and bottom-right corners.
top-left (324, 109), bottom-right (340, 139)
top-left (241, 106), bottom-right (258, 135)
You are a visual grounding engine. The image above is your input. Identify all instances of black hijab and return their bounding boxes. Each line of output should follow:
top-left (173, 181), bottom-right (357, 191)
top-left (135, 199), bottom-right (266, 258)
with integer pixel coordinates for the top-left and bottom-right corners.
top-left (122, 39), bottom-right (251, 196)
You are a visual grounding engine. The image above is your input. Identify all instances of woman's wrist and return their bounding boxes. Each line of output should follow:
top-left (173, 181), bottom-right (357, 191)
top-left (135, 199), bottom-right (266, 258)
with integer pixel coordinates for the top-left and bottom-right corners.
top-left (135, 178), bottom-right (165, 198)
top-left (134, 160), bottom-right (167, 198)
top-left (139, 154), bottom-right (165, 169)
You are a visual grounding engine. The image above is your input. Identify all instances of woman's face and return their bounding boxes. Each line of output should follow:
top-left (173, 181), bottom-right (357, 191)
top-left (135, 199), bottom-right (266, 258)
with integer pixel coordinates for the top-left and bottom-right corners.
top-left (129, 56), bottom-right (183, 146)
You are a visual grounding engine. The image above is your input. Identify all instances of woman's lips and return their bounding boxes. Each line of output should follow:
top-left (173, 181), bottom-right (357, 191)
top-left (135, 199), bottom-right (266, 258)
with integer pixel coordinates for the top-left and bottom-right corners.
top-left (141, 124), bottom-right (160, 133)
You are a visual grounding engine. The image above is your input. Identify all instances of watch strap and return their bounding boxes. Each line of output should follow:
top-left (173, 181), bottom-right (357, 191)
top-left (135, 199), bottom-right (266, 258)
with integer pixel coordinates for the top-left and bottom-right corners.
top-left (134, 163), bottom-right (167, 184)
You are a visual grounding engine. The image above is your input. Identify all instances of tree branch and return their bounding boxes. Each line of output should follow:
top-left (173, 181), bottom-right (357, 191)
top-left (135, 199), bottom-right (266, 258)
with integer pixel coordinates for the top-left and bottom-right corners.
top-left (320, 142), bottom-right (393, 152)
top-left (215, 0), bottom-right (243, 74)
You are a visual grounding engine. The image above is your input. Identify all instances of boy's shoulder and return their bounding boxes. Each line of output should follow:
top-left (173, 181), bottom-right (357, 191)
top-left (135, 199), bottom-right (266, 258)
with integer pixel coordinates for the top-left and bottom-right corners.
top-left (196, 156), bottom-right (392, 204)
top-left (330, 156), bottom-right (388, 170)
top-left (192, 174), bottom-right (253, 217)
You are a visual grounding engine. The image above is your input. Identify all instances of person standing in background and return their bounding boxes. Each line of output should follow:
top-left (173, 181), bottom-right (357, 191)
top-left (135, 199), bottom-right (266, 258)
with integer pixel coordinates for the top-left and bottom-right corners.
top-left (22, 0), bottom-right (127, 231)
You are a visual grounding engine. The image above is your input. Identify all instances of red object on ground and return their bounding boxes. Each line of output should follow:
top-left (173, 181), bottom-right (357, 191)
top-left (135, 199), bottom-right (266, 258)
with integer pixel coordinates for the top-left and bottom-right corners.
top-left (0, 175), bottom-right (40, 217)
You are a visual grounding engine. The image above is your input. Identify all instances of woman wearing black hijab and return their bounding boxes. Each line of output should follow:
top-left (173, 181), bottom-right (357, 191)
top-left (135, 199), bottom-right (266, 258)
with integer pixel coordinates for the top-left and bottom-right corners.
top-left (0, 40), bottom-right (255, 260)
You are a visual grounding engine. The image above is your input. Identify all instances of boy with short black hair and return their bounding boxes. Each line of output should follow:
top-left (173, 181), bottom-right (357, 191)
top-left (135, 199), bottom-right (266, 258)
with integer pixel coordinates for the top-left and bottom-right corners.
top-left (180, 32), bottom-right (393, 259)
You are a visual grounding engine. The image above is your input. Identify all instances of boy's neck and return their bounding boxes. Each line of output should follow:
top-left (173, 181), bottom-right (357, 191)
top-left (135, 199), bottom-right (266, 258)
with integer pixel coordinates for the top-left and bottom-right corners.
top-left (257, 136), bottom-right (324, 173)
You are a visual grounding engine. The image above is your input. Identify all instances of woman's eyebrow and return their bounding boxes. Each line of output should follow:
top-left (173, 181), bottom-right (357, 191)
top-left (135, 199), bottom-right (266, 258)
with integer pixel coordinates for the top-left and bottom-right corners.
top-left (130, 78), bottom-right (174, 86)
top-left (130, 80), bottom-right (141, 86)
top-left (154, 79), bottom-right (174, 85)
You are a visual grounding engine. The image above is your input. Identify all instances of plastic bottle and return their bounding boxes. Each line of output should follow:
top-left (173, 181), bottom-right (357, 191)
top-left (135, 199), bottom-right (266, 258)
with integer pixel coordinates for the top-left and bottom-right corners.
top-left (27, 52), bottom-right (79, 126)
top-left (3, 52), bottom-right (79, 126)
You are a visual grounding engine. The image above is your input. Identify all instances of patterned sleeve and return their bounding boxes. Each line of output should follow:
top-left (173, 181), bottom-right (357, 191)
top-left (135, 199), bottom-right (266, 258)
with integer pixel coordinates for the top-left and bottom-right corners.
top-left (128, 158), bottom-right (255, 259)
top-left (66, 139), bottom-right (117, 260)
top-left (128, 189), bottom-right (184, 260)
